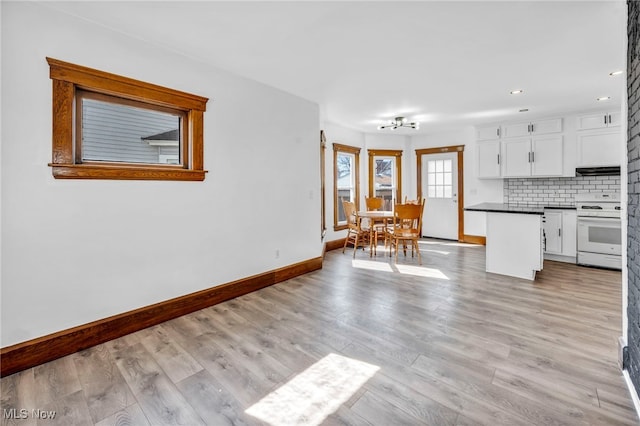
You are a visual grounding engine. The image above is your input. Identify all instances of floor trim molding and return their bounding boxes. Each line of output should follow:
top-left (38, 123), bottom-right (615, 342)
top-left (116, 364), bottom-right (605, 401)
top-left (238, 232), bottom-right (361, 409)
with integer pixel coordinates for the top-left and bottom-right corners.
top-left (0, 256), bottom-right (322, 377)
top-left (462, 234), bottom-right (486, 245)
top-left (324, 238), bottom-right (346, 252)
top-left (623, 370), bottom-right (640, 420)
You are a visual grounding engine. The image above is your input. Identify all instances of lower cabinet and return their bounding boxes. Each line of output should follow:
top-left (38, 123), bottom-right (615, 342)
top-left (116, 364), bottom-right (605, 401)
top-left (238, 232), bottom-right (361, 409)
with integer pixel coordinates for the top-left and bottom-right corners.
top-left (543, 209), bottom-right (577, 263)
top-left (543, 212), bottom-right (562, 254)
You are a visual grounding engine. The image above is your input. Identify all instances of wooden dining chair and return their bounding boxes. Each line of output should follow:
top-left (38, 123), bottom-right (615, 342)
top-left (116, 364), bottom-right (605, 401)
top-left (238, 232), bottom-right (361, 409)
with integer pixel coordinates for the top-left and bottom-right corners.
top-left (342, 200), bottom-right (370, 257)
top-left (365, 197), bottom-right (384, 210)
top-left (365, 196), bottom-right (386, 251)
top-left (402, 197), bottom-right (426, 231)
top-left (385, 202), bottom-right (425, 264)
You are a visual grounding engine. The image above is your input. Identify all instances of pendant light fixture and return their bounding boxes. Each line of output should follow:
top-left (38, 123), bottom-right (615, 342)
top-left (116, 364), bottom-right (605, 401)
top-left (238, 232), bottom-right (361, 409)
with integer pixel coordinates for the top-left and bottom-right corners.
top-left (377, 116), bottom-right (419, 130)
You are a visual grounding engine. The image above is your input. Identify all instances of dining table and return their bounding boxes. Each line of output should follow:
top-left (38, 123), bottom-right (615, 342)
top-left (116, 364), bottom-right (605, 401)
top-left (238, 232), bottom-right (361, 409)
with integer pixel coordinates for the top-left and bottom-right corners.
top-left (357, 210), bottom-right (394, 256)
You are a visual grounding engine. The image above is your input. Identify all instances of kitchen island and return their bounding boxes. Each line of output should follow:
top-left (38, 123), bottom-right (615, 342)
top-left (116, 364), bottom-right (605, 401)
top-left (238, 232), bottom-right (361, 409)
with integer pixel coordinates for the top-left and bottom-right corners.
top-left (465, 203), bottom-right (544, 280)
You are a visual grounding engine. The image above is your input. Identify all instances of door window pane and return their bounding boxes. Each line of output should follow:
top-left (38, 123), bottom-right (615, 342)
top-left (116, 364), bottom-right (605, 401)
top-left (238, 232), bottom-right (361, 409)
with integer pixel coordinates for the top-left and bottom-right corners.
top-left (427, 159), bottom-right (453, 199)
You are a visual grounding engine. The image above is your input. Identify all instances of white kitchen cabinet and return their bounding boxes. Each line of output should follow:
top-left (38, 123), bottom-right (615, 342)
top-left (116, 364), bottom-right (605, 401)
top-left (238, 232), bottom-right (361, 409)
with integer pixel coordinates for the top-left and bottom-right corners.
top-left (486, 212), bottom-right (543, 280)
top-left (532, 136), bottom-right (564, 176)
top-left (577, 111), bottom-right (621, 130)
top-left (502, 136), bottom-right (563, 178)
top-left (477, 140), bottom-right (502, 178)
top-left (502, 117), bottom-right (563, 138)
top-left (543, 212), bottom-right (562, 254)
top-left (502, 138), bottom-right (531, 177)
top-left (576, 130), bottom-right (621, 167)
top-left (543, 209), bottom-right (577, 263)
top-left (562, 210), bottom-right (577, 258)
top-left (477, 125), bottom-right (501, 141)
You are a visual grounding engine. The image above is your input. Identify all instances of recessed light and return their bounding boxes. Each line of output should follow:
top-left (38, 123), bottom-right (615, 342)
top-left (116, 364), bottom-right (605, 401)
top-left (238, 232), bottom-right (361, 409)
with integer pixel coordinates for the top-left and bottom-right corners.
top-left (597, 96), bottom-right (611, 101)
top-left (609, 70), bottom-right (623, 76)
top-left (510, 90), bottom-right (524, 95)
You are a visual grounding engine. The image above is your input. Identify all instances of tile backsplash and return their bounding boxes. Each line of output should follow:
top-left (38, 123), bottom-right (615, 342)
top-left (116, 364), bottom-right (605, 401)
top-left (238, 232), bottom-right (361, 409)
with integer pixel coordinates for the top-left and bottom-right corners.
top-left (503, 175), bottom-right (620, 206)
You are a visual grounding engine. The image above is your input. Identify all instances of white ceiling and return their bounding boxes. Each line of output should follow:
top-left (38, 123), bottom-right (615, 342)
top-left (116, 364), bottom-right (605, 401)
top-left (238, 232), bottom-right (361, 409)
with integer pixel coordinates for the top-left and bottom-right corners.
top-left (43, 1), bottom-right (627, 134)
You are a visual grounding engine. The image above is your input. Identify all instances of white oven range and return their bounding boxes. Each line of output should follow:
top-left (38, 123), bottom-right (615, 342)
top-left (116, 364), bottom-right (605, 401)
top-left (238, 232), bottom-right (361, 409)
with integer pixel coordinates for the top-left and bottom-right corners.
top-left (575, 192), bottom-right (622, 270)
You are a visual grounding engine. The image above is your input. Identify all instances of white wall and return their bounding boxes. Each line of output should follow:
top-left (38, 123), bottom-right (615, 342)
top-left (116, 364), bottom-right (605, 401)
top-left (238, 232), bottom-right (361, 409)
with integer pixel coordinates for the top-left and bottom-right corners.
top-left (411, 127), bottom-right (504, 236)
top-left (322, 122), bottom-right (365, 243)
top-left (1, 2), bottom-right (321, 347)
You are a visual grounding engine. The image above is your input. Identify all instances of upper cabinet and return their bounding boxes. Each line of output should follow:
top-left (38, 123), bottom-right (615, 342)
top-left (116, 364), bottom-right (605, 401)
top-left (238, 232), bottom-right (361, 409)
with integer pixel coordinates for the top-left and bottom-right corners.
top-left (576, 110), bottom-right (622, 167)
top-left (577, 111), bottom-right (621, 130)
top-left (576, 131), bottom-right (621, 167)
top-left (476, 125), bottom-right (502, 141)
top-left (477, 140), bottom-right (502, 178)
top-left (502, 118), bottom-right (563, 138)
top-left (475, 116), bottom-right (565, 179)
top-left (502, 136), bottom-right (564, 178)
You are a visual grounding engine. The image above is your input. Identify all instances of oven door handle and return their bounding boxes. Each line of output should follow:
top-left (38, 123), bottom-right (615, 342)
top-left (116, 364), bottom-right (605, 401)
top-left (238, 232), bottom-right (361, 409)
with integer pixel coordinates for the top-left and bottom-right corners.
top-left (577, 216), bottom-right (620, 224)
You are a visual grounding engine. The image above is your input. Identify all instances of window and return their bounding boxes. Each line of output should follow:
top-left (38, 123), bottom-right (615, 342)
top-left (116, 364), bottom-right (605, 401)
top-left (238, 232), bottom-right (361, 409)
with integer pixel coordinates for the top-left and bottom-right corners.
top-left (333, 143), bottom-right (361, 231)
top-left (47, 57), bottom-right (208, 180)
top-left (368, 149), bottom-right (402, 210)
top-left (427, 159), bottom-right (453, 198)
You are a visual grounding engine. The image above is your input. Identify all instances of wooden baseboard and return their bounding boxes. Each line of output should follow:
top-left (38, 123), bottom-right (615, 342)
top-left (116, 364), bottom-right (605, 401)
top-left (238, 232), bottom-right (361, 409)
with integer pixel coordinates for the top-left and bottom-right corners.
top-left (462, 234), bottom-right (486, 245)
top-left (0, 256), bottom-right (322, 377)
top-left (324, 238), bottom-right (346, 252)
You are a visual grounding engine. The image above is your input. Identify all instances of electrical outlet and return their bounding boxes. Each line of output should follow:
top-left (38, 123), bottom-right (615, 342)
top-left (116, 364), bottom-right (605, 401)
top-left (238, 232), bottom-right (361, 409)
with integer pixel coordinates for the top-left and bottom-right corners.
top-left (275, 249), bottom-right (280, 259)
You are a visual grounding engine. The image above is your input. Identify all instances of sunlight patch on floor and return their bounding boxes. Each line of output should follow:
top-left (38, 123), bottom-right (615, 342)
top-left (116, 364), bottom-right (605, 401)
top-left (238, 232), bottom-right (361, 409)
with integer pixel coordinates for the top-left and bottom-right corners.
top-left (352, 258), bottom-right (449, 280)
top-left (419, 240), bottom-right (482, 248)
top-left (421, 248), bottom-right (451, 255)
top-left (393, 264), bottom-right (450, 279)
top-left (245, 353), bottom-right (379, 426)
top-left (352, 259), bottom-right (394, 272)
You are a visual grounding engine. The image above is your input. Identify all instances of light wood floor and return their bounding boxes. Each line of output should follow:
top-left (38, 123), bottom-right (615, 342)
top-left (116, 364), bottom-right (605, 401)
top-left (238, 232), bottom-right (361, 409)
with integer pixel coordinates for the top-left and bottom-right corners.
top-left (2, 239), bottom-right (638, 425)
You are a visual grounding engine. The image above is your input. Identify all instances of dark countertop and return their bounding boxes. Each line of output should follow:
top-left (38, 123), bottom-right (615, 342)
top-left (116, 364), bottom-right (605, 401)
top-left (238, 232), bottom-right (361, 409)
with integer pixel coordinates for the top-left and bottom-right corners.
top-left (543, 205), bottom-right (576, 210)
top-left (465, 203), bottom-right (545, 215)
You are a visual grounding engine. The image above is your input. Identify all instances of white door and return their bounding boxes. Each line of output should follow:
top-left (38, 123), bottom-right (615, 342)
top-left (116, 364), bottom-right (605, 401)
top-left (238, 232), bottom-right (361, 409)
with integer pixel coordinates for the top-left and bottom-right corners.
top-left (422, 152), bottom-right (458, 240)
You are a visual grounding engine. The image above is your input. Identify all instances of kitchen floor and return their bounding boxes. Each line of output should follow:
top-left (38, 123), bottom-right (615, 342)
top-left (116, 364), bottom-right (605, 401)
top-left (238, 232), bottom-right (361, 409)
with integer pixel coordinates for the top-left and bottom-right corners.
top-left (1, 239), bottom-right (637, 425)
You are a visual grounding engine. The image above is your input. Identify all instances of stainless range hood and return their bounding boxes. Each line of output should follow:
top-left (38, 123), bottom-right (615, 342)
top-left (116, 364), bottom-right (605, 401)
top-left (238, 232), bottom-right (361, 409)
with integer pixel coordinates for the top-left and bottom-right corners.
top-left (575, 166), bottom-right (620, 176)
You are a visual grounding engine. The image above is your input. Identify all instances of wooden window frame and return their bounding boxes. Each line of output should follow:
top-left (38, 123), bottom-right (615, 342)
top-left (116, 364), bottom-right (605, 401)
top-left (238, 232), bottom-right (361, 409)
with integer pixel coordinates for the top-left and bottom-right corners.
top-left (47, 57), bottom-right (209, 181)
top-left (368, 149), bottom-right (402, 202)
top-left (333, 143), bottom-right (361, 231)
top-left (320, 130), bottom-right (327, 239)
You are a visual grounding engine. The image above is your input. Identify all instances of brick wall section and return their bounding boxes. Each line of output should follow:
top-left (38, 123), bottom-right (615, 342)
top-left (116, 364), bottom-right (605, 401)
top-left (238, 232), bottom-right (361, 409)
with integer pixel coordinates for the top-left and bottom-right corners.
top-left (628, 0), bottom-right (640, 397)
top-left (504, 176), bottom-right (620, 206)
